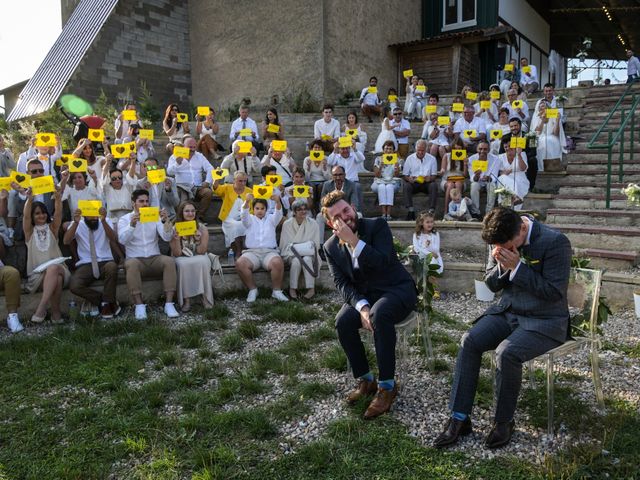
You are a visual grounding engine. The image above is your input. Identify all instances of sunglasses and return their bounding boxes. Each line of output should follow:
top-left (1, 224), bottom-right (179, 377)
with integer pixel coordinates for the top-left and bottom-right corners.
top-left (111, 176), bottom-right (123, 181)
top-left (393, 112), bottom-right (402, 115)
top-left (146, 165), bottom-right (159, 170)
top-left (29, 169), bottom-right (45, 174)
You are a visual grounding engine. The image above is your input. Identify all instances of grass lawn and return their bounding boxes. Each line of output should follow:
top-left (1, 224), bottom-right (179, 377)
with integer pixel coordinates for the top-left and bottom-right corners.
top-left (0, 294), bottom-right (638, 479)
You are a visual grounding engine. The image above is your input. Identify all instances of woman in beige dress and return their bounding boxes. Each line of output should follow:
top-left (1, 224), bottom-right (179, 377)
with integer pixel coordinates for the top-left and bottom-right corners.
top-left (23, 188), bottom-right (70, 323)
top-left (170, 200), bottom-right (214, 311)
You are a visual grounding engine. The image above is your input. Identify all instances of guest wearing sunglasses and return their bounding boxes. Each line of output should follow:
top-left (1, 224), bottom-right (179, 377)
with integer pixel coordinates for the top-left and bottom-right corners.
top-left (101, 151), bottom-right (138, 221)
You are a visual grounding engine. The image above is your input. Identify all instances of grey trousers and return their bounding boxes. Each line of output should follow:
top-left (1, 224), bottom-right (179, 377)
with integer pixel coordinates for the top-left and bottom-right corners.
top-left (449, 313), bottom-right (561, 422)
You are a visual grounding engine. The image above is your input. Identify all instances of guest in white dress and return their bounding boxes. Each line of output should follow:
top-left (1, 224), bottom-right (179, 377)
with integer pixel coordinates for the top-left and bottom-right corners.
top-left (101, 152), bottom-right (137, 220)
top-left (496, 136), bottom-right (530, 210)
top-left (423, 113), bottom-right (453, 162)
top-left (303, 140), bottom-right (331, 213)
top-left (374, 107), bottom-right (398, 153)
top-left (412, 210), bottom-right (443, 274)
top-left (489, 108), bottom-right (512, 155)
top-left (371, 141), bottom-right (401, 220)
top-left (403, 75), bottom-right (418, 115)
top-left (343, 111), bottom-right (368, 159)
top-left (530, 102), bottom-right (565, 172)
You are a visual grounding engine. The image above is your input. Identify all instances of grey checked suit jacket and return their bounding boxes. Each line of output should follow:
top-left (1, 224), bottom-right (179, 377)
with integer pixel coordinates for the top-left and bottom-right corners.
top-left (320, 179), bottom-right (360, 211)
top-left (481, 219), bottom-right (572, 343)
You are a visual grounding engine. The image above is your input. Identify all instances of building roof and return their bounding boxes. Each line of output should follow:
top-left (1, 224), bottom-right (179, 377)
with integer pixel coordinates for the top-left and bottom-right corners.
top-left (389, 25), bottom-right (514, 49)
top-left (0, 79), bottom-right (29, 96)
top-left (7, 0), bottom-right (119, 122)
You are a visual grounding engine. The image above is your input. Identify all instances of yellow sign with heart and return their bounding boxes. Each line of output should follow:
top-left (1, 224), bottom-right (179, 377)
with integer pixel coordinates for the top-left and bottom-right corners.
top-left (35, 133), bottom-right (56, 147)
top-left (464, 130), bottom-right (477, 139)
top-left (511, 100), bottom-right (524, 109)
top-left (415, 85), bottom-right (426, 93)
top-left (253, 185), bottom-right (273, 199)
top-left (56, 154), bottom-right (73, 167)
top-left (69, 159), bottom-right (88, 173)
top-left (293, 185), bottom-right (311, 198)
top-left (266, 175), bottom-right (282, 187)
top-left (211, 168), bottom-right (229, 180)
top-left (522, 65), bottom-right (532, 74)
top-left (88, 129), bottom-right (104, 142)
top-left (491, 91), bottom-right (501, 100)
top-left (382, 153), bottom-right (398, 165)
top-left (309, 150), bottom-right (324, 162)
top-left (176, 113), bottom-right (188, 122)
top-left (490, 129), bottom-right (503, 140)
top-left (10, 171), bottom-right (31, 188)
top-left (451, 149), bottom-right (467, 161)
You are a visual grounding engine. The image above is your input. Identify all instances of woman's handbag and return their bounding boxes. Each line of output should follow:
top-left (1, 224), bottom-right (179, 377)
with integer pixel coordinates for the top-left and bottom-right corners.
top-left (290, 242), bottom-right (320, 278)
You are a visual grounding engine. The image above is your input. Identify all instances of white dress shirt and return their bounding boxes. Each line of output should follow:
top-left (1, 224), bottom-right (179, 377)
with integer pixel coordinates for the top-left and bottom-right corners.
top-left (359, 87), bottom-right (381, 106)
top-left (327, 151), bottom-right (365, 182)
top-left (241, 207), bottom-right (283, 249)
top-left (390, 118), bottom-right (411, 144)
top-left (453, 116), bottom-right (487, 145)
top-left (501, 101), bottom-right (530, 124)
top-left (314, 118), bottom-right (340, 140)
top-left (402, 153), bottom-right (438, 177)
top-left (167, 151), bottom-right (213, 187)
top-left (520, 65), bottom-right (539, 85)
top-left (229, 116), bottom-right (260, 142)
top-left (118, 212), bottom-right (173, 258)
top-left (73, 218), bottom-right (115, 266)
top-left (467, 153), bottom-right (500, 183)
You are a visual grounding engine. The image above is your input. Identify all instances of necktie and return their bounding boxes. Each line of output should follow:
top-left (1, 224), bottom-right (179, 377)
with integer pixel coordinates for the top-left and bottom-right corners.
top-left (242, 119), bottom-right (247, 139)
top-left (88, 230), bottom-right (100, 279)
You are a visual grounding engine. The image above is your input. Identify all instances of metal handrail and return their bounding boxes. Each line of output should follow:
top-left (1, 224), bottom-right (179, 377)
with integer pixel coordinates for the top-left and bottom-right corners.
top-left (588, 82), bottom-right (637, 148)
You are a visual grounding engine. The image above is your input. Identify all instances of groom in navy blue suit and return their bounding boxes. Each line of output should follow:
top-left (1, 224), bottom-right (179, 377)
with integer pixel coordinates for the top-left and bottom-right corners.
top-left (321, 190), bottom-right (417, 419)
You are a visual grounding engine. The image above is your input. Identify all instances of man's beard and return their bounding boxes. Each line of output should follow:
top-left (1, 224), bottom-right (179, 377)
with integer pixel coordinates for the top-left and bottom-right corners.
top-left (85, 219), bottom-right (100, 231)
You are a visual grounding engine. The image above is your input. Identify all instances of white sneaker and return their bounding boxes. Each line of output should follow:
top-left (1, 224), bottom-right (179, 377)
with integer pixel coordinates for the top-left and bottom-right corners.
top-left (246, 289), bottom-right (258, 303)
top-left (134, 304), bottom-right (147, 321)
top-left (164, 302), bottom-right (180, 318)
top-left (7, 313), bottom-right (24, 333)
top-left (90, 306), bottom-right (100, 317)
top-left (271, 290), bottom-right (289, 302)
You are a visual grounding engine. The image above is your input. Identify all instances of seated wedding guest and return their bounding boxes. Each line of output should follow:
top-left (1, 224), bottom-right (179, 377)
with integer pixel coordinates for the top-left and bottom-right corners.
top-left (489, 84), bottom-right (502, 109)
top-left (115, 102), bottom-right (143, 143)
top-left (343, 111), bottom-right (368, 158)
top-left (531, 102), bottom-right (565, 174)
top-left (18, 136), bottom-right (62, 179)
top-left (72, 137), bottom-right (106, 175)
top-left (64, 206), bottom-right (120, 319)
top-left (258, 165), bottom-right (286, 215)
top-left (322, 190), bottom-right (417, 419)
top-left (503, 118), bottom-right (537, 190)
top-left (196, 106), bottom-right (221, 161)
top-left (360, 76), bottom-right (382, 123)
top-left (423, 112), bottom-right (453, 162)
top-left (327, 137), bottom-right (365, 209)
top-left (444, 188), bottom-right (473, 222)
top-left (163, 103), bottom-right (190, 152)
top-left (313, 104), bottom-right (341, 152)
top-left (519, 58), bottom-right (539, 95)
top-left (138, 158), bottom-right (180, 221)
top-left (0, 204), bottom-right (23, 332)
top-left (502, 90), bottom-right (530, 130)
top-left (23, 188), bottom-right (69, 324)
top-left (303, 140), bottom-right (331, 210)
top-left (167, 137), bottom-right (213, 222)
top-left (499, 59), bottom-right (520, 97)
top-left (434, 207), bottom-right (571, 449)
top-left (170, 200), bottom-right (214, 312)
top-left (0, 135), bottom-right (16, 177)
top-left (213, 171), bottom-right (252, 259)
top-left (373, 106), bottom-right (398, 153)
top-left (403, 74), bottom-right (418, 116)
top-left (372, 140), bottom-right (401, 220)
top-left (60, 168), bottom-right (102, 220)
top-left (439, 138), bottom-right (468, 214)
top-left (390, 107), bottom-right (411, 159)
top-left (407, 78), bottom-right (427, 121)
top-left (474, 91), bottom-right (498, 128)
top-left (453, 105), bottom-right (487, 154)
top-left (387, 87), bottom-right (399, 111)
top-left (279, 199), bottom-right (321, 299)
top-left (489, 108), bottom-right (512, 155)
top-left (497, 135), bottom-right (529, 210)
top-left (219, 140), bottom-right (261, 185)
top-left (283, 168), bottom-right (313, 214)
top-left (100, 154), bottom-right (137, 221)
top-left (468, 140), bottom-right (499, 215)
top-left (260, 108), bottom-right (284, 152)
top-left (236, 193), bottom-right (288, 303)
top-left (402, 139), bottom-right (439, 220)
top-left (421, 93), bottom-right (445, 123)
top-left (510, 81), bottom-right (528, 101)
top-left (412, 210), bottom-right (443, 274)
top-left (134, 135), bottom-right (155, 166)
top-left (118, 189), bottom-right (179, 320)
top-left (534, 83), bottom-right (563, 121)
top-left (261, 145), bottom-right (296, 186)
top-left (448, 95), bottom-right (465, 125)
top-left (316, 166), bottom-right (359, 245)
top-left (229, 105), bottom-right (261, 152)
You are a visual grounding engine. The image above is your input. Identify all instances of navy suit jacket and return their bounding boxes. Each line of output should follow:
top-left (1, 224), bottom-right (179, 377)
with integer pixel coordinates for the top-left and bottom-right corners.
top-left (482, 219), bottom-right (572, 343)
top-left (323, 217), bottom-right (417, 309)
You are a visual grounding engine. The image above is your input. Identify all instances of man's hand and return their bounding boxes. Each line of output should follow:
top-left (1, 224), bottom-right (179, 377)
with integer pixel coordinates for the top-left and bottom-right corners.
top-left (360, 306), bottom-right (373, 332)
top-left (72, 209), bottom-right (82, 223)
top-left (130, 212), bottom-right (140, 227)
top-left (99, 207), bottom-right (107, 221)
top-left (331, 218), bottom-right (358, 247)
top-left (493, 245), bottom-right (520, 271)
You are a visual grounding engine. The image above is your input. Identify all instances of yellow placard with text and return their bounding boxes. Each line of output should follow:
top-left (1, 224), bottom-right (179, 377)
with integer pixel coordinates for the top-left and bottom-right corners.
top-left (338, 136), bottom-right (353, 148)
top-left (173, 146), bottom-right (191, 159)
top-left (382, 153), bottom-right (398, 165)
top-left (35, 133), bottom-right (56, 147)
top-left (480, 100), bottom-right (491, 110)
top-left (510, 136), bottom-right (527, 149)
top-left (266, 175), bottom-right (282, 187)
top-left (0, 177), bottom-right (12, 191)
top-left (139, 129), bottom-right (154, 140)
top-left (403, 69), bottom-right (414, 78)
top-left (147, 168), bottom-right (166, 184)
top-left (388, 95), bottom-right (398, 103)
top-left (546, 108), bottom-right (559, 118)
top-left (465, 91), bottom-right (478, 101)
top-left (522, 65), bottom-right (532, 74)
top-left (267, 123), bottom-right (280, 134)
top-left (237, 141), bottom-right (252, 154)
top-left (175, 220), bottom-right (197, 237)
top-left (503, 63), bottom-right (514, 72)
top-left (451, 149), bottom-right (467, 161)
top-left (211, 168), bottom-right (229, 180)
top-left (511, 100), bottom-right (524, 109)
top-left (415, 85), bottom-right (426, 94)
top-left (56, 154), bottom-right (73, 167)
top-left (197, 106), bottom-right (211, 116)
top-left (490, 91), bottom-right (501, 100)
top-left (426, 105), bottom-right (437, 114)
top-left (69, 158), bottom-right (88, 173)
top-left (471, 160), bottom-right (489, 172)
top-left (122, 110), bottom-right (137, 121)
top-left (271, 140), bottom-right (287, 152)
top-left (176, 113), bottom-right (188, 122)
top-left (452, 102), bottom-right (464, 113)
top-left (30, 176), bottom-right (55, 195)
top-left (292, 185), bottom-right (311, 198)
top-left (10, 171), bottom-right (30, 189)
top-left (489, 129), bottom-right (503, 140)
top-left (309, 150), bottom-right (324, 162)
top-left (78, 200), bottom-right (102, 217)
top-left (463, 130), bottom-right (477, 139)
top-left (438, 116), bottom-right (450, 126)
top-left (252, 185), bottom-right (273, 199)
top-left (88, 129), bottom-right (104, 142)
top-left (139, 206), bottom-right (160, 223)
top-left (367, 86), bottom-right (378, 94)
top-left (238, 128), bottom-right (253, 137)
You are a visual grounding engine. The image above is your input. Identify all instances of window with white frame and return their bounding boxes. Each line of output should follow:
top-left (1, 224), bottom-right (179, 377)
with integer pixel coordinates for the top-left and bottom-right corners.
top-left (442, 0), bottom-right (477, 31)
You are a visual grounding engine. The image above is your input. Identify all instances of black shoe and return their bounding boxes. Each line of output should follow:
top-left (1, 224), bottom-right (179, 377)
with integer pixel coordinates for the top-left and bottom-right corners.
top-left (484, 420), bottom-right (515, 449)
top-left (433, 417), bottom-right (472, 448)
top-left (406, 211), bottom-right (416, 221)
top-left (318, 248), bottom-right (326, 262)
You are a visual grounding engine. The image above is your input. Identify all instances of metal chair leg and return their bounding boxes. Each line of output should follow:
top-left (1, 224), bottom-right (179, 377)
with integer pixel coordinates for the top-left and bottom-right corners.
top-left (546, 354), bottom-right (555, 436)
top-left (590, 341), bottom-right (605, 407)
top-left (419, 312), bottom-right (434, 371)
top-left (527, 360), bottom-right (536, 389)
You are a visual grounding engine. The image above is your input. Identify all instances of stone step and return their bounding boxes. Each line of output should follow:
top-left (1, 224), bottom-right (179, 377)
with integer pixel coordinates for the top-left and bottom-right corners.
top-left (573, 247), bottom-right (639, 270)
top-left (552, 194), bottom-right (628, 209)
top-left (546, 208), bottom-right (640, 227)
top-left (549, 223), bottom-right (640, 251)
top-left (566, 164), bottom-right (640, 174)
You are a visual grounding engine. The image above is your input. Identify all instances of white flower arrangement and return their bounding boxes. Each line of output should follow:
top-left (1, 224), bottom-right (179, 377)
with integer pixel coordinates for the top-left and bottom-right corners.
top-left (621, 183), bottom-right (640, 207)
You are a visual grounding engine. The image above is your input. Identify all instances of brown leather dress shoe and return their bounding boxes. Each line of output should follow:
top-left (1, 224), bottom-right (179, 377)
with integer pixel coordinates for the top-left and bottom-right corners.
top-left (484, 420), bottom-right (515, 449)
top-left (433, 417), bottom-right (473, 448)
top-left (346, 379), bottom-right (378, 405)
top-left (363, 385), bottom-right (398, 419)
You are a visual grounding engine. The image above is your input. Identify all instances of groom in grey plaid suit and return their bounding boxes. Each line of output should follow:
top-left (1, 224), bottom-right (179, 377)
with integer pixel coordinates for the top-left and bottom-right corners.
top-left (434, 207), bottom-right (572, 449)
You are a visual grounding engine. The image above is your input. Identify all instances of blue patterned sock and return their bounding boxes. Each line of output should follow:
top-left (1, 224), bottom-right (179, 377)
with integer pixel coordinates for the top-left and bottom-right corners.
top-left (360, 372), bottom-right (374, 382)
top-left (378, 379), bottom-right (395, 391)
top-left (452, 411), bottom-right (467, 421)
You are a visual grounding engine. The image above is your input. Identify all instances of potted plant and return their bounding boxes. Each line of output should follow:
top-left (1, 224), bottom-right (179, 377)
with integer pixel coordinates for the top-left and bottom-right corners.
top-left (621, 183), bottom-right (640, 207)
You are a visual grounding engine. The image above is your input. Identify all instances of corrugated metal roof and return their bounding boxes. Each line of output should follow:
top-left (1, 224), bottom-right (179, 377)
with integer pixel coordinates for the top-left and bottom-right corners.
top-left (389, 25), bottom-right (513, 49)
top-left (7, 0), bottom-right (119, 122)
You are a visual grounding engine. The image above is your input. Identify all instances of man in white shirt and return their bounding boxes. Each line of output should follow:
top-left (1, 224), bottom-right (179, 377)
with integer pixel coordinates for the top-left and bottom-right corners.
top-left (166, 137), bottom-right (213, 221)
top-left (360, 76), bottom-right (382, 123)
top-left (327, 138), bottom-right (365, 210)
top-left (65, 206), bottom-right (120, 319)
top-left (519, 58), bottom-right (539, 95)
top-left (390, 108), bottom-right (411, 159)
top-left (260, 147), bottom-right (296, 185)
top-left (468, 140), bottom-right (499, 215)
top-left (501, 90), bottom-right (530, 131)
top-left (17, 141), bottom-right (61, 181)
top-left (138, 158), bottom-right (180, 220)
top-left (402, 140), bottom-right (439, 220)
top-left (534, 83), bottom-right (564, 123)
top-left (229, 105), bottom-right (261, 151)
top-left (627, 49), bottom-right (640, 83)
top-left (453, 106), bottom-right (487, 154)
top-left (118, 189), bottom-right (179, 320)
top-left (235, 193), bottom-right (288, 303)
top-left (314, 104), bottom-right (341, 152)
